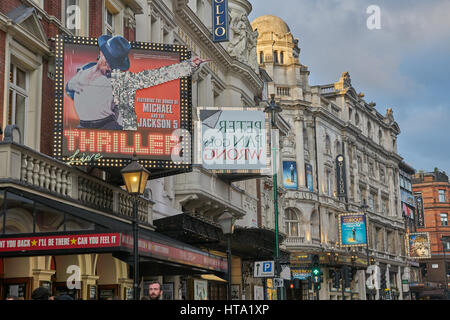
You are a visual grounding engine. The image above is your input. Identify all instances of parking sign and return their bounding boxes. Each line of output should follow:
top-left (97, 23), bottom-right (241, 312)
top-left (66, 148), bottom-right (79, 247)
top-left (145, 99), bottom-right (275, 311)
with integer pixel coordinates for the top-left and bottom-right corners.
top-left (254, 261), bottom-right (275, 277)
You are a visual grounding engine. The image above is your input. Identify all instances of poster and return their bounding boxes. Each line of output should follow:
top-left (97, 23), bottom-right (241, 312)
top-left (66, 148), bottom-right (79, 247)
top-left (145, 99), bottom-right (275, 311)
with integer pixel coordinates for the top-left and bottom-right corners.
top-left (54, 35), bottom-right (193, 175)
top-left (305, 163), bottom-right (314, 192)
top-left (194, 279), bottom-right (208, 300)
top-left (338, 213), bottom-right (368, 247)
top-left (231, 285), bottom-right (240, 300)
top-left (282, 161), bottom-right (298, 189)
top-left (253, 285), bottom-right (264, 300)
top-left (407, 232), bottom-right (431, 259)
top-left (200, 108), bottom-right (269, 171)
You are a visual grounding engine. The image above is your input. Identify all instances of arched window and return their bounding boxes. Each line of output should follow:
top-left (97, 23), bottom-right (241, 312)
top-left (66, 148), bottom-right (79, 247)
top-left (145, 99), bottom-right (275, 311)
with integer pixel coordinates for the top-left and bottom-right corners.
top-left (335, 140), bottom-right (341, 155)
top-left (367, 121), bottom-right (372, 138)
top-left (378, 129), bottom-right (383, 145)
top-left (285, 209), bottom-right (300, 237)
top-left (355, 113), bottom-right (360, 127)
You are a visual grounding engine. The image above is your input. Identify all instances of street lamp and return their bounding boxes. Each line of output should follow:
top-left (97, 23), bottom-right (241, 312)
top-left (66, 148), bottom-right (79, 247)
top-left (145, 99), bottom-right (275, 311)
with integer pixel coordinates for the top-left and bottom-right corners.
top-left (121, 153), bottom-right (150, 300)
top-left (218, 211), bottom-right (234, 300)
top-left (264, 94), bottom-right (283, 300)
top-left (442, 237), bottom-right (449, 300)
top-left (360, 200), bottom-right (372, 300)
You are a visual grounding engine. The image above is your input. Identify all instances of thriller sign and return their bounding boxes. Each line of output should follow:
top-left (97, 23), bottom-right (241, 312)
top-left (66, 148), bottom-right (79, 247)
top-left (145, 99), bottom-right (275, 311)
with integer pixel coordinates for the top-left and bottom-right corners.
top-left (212, 0), bottom-right (229, 42)
top-left (53, 35), bottom-right (193, 176)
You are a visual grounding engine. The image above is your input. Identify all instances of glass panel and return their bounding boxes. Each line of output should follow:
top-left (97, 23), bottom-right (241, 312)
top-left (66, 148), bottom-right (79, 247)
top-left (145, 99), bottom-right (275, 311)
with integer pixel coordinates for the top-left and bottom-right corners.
top-left (290, 223), bottom-right (298, 237)
top-left (16, 67), bottom-right (26, 89)
top-left (4, 192), bottom-right (34, 234)
top-left (15, 93), bottom-right (26, 136)
top-left (106, 9), bottom-right (113, 27)
top-left (9, 64), bottom-right (14, 83)
top-left (35, 202), bottom-right (65, 233)
top-left (65, 213), bottom-right (95, 231)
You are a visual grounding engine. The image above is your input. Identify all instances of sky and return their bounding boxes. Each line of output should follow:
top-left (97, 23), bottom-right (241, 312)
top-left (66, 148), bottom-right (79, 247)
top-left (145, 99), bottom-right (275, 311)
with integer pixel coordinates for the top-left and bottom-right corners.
top-left (249, 0), bottom-right (450, 174)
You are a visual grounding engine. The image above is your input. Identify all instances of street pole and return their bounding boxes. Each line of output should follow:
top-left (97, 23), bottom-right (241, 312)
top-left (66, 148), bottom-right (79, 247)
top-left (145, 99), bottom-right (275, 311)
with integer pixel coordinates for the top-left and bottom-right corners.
top-left (272, 144), bottom-right (282, 300)
top-left (227, 234), bottom-right (232, 300)
top-left (133, 197), bottom-right (140, 300)
top-left (443, 238), bottom-right (448, 300)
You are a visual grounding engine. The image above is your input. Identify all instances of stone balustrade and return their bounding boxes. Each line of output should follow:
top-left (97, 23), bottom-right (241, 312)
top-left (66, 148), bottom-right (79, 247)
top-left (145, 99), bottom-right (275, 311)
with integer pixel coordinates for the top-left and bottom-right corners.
top-left (0, 142), bottom-right (152, 224)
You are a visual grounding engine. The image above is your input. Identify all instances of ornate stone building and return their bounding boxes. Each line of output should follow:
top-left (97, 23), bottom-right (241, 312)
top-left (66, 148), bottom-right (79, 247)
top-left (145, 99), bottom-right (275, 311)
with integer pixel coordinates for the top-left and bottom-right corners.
top-left (252, 14), bottom-right (410, 300)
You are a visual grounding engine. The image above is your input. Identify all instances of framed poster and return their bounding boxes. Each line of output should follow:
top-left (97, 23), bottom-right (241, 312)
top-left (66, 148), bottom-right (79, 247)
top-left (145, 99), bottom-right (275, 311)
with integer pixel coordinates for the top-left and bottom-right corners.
top-left (282, 161), bottom-right (298, 189)
top-left (305, 163), bottom-right (314, 191)
top-left (194, 279), bottom-right (208, 300)
top-left (162, 282), bottom-right (174, 300)
top-left (407, 232), bottom-right (431, 259)
top-left (231, 284), bottom-right (240, 300)
top-left (338, 213), bottom-right (368, 247)
top-left (253, 285), bottom-right (264, 300)
top-left (54, 35), bottom-right (193, 179)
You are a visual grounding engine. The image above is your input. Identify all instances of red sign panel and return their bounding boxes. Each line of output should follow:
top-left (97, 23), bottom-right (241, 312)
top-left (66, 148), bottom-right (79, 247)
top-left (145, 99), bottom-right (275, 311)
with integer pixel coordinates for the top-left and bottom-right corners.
top-left (0, 233), bottom-right (121, 252)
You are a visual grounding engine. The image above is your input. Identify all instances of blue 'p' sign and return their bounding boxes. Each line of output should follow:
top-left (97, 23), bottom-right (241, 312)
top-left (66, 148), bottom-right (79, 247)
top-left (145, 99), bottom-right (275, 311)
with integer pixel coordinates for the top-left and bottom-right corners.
top-left (263, 262), bottom-right (272, 273)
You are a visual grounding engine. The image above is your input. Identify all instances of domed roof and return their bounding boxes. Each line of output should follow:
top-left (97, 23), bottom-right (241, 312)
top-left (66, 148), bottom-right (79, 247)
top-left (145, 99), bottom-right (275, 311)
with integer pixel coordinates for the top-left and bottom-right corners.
top-left (251, 15), bottom-right (291, 36)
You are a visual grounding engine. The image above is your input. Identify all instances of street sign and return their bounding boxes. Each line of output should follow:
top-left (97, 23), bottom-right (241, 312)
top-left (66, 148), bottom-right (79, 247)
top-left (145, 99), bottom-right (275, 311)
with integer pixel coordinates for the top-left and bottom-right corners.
top-left (254, 261), bottom-right (275, 277)
top-left (273, 278), bottom-right (284, 288)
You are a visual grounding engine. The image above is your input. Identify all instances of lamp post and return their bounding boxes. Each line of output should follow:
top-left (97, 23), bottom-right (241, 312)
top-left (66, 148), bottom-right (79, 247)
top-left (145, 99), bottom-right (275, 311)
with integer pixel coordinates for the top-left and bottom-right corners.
top-left (121, 154), bottom-right (150, 300)
top-left (218, 211), bottom-right (234, 300)
top-left (442, 237), bottom-right (449, 300)
top-left (360, 200), bottom-right (372, 300)
top-left (264, 94), bottom-right (282, 300)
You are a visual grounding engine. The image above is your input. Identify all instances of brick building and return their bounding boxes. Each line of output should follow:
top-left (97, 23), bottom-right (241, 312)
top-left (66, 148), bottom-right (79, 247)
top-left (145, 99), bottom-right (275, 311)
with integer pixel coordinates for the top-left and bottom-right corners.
top-left (411, 169), bottom-right (450, 299)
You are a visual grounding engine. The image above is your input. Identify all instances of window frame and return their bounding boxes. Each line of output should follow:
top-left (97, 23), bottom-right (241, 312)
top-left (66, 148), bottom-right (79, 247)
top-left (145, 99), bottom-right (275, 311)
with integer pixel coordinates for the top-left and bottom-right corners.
top-left (285, 209), bottom-right (300, 237)
top-left (440, 213), bottom-right (448, 226)
top-left (8, 63), bottom-right (29, 142)
top-left (438, 190), bottom-right (446, 203)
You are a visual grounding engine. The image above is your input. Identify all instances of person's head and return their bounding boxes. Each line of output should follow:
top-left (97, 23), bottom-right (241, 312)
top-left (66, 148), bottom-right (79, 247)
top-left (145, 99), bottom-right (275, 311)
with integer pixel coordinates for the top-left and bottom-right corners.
top-left (31, 287), bottom-right (51, 300)
top-left (6, 295), bottom-right (19, 300)
top-left (97, 35), bottom-right (131, 73)
top-left (54, 294), bottom-right (74, 300)
top-left (148, 281), bottom-right (163, 300)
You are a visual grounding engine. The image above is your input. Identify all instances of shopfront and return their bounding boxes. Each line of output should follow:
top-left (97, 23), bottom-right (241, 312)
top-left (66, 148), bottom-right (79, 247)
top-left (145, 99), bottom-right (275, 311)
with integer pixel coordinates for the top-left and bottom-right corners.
top-left (0, 187), bottom-right (227, 300)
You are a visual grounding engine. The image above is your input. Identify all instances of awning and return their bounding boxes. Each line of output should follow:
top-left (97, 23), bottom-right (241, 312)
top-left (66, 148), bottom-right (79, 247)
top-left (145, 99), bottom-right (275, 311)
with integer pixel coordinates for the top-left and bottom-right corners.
top-left (201, 274), bottom-right (227, 282)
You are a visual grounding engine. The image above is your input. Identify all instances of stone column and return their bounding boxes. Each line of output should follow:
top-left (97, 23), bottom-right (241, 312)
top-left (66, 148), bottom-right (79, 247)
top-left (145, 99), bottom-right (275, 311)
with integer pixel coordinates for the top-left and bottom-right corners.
top-left (294, 116), bottom-right (306, 188)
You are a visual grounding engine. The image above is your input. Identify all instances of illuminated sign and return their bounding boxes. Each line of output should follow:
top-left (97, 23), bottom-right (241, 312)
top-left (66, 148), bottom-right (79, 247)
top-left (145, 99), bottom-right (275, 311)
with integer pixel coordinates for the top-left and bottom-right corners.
top-left (212, 0), bottom-right (229, 42)
top-left (199, 108), bottom-right (270, 173)
top-left (283, 161), bottom-right (298, 190)
top-left (338, 213), bottom-right (368, 247)
top-left (336, 154), bottom-right (347, 198)
top-left (53, 35), bottom-right (193, 178)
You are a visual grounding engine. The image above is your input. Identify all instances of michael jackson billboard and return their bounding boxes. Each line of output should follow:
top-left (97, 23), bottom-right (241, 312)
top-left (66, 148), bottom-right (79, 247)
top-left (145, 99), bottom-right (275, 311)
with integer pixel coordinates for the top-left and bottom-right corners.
top-left (54, 35), bottom-right (204, 177)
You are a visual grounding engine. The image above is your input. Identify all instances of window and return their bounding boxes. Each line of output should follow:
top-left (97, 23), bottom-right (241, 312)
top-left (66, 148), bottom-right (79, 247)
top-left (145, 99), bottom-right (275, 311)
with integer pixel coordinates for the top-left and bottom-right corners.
top-left (378, 129), bottom-right (383, 146)
top-left (369, 162), bottom-right (375, 177)
top-left (285, 209), bottom-right (300, 237)
top-left (439, 190), bottom-right (446, 203)
top-left (368, 194), bottom-right (374, 211)
top-left (273, 50), bottom-right (278, 63)
top-left (105, 8), bottom-right (115, 35)
top-left (441, 213), bottom-right (448, 226)
top-left (367, 121), bottom-right (372, 138)
top-left (280, 51), bottom-right (284, 64)
top-left (325, 135), bottom-right (331, 154)
top-left (8, 63), bottom-right (28, 142)
top-left (259, 51), bottom-right (264, 63)
top-left (380, 168), bottom-right (385, 183)
top-left (349, 108), bottom-right (353, 122)
top-left (355, 113), bottom-right (360, 127)
top-left (357, 156), bottom-right (362, 172)
top-left (326, 168), bottom-right (333, 197)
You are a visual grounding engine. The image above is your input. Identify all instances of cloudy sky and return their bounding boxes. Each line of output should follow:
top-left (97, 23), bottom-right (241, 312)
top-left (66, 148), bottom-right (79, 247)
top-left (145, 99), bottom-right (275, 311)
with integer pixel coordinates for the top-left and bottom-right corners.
top-left (249, 0), bottom-right (450, 174)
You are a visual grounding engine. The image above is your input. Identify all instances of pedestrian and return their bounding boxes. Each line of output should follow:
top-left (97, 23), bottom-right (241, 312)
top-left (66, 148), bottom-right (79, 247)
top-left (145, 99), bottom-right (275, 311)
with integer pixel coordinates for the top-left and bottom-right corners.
top-left (148, 281), bottom-right (163, 300)
top-left (66, 34), bottom-right (208, 131)
top-left (5, 295), bottom-right (19, 300)
top-left (31, 287), bottom-right (51, 300)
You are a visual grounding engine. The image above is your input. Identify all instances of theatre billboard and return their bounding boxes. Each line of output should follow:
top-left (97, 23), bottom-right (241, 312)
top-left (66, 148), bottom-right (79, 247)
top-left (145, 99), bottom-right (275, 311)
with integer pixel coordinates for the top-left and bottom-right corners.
top-left (53, 35), bottom-right (194, 177)
top-left (199, 108), bottom-right (270, 173)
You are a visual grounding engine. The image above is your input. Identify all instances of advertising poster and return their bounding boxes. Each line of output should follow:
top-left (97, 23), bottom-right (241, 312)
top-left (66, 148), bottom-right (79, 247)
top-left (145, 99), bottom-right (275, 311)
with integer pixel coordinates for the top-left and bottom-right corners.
top-left (282, 161), bottom-right (298, 189)
top-left (338, 213), bottom-right (368, 247)
top-left (54, 35), bottom-right (193, 176)
top-left (200, 108), bottom-right (269, 171)
top-left (253, 285), bottom-right (264, 300)
top-left (305, 163), bottom-right (314, 192)
top-left (407, 232), bottom-right (431, 259)
top-left (291, 268), bottom-right (312, 280)
top-left (194, 280), bottom-right (208, 300)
